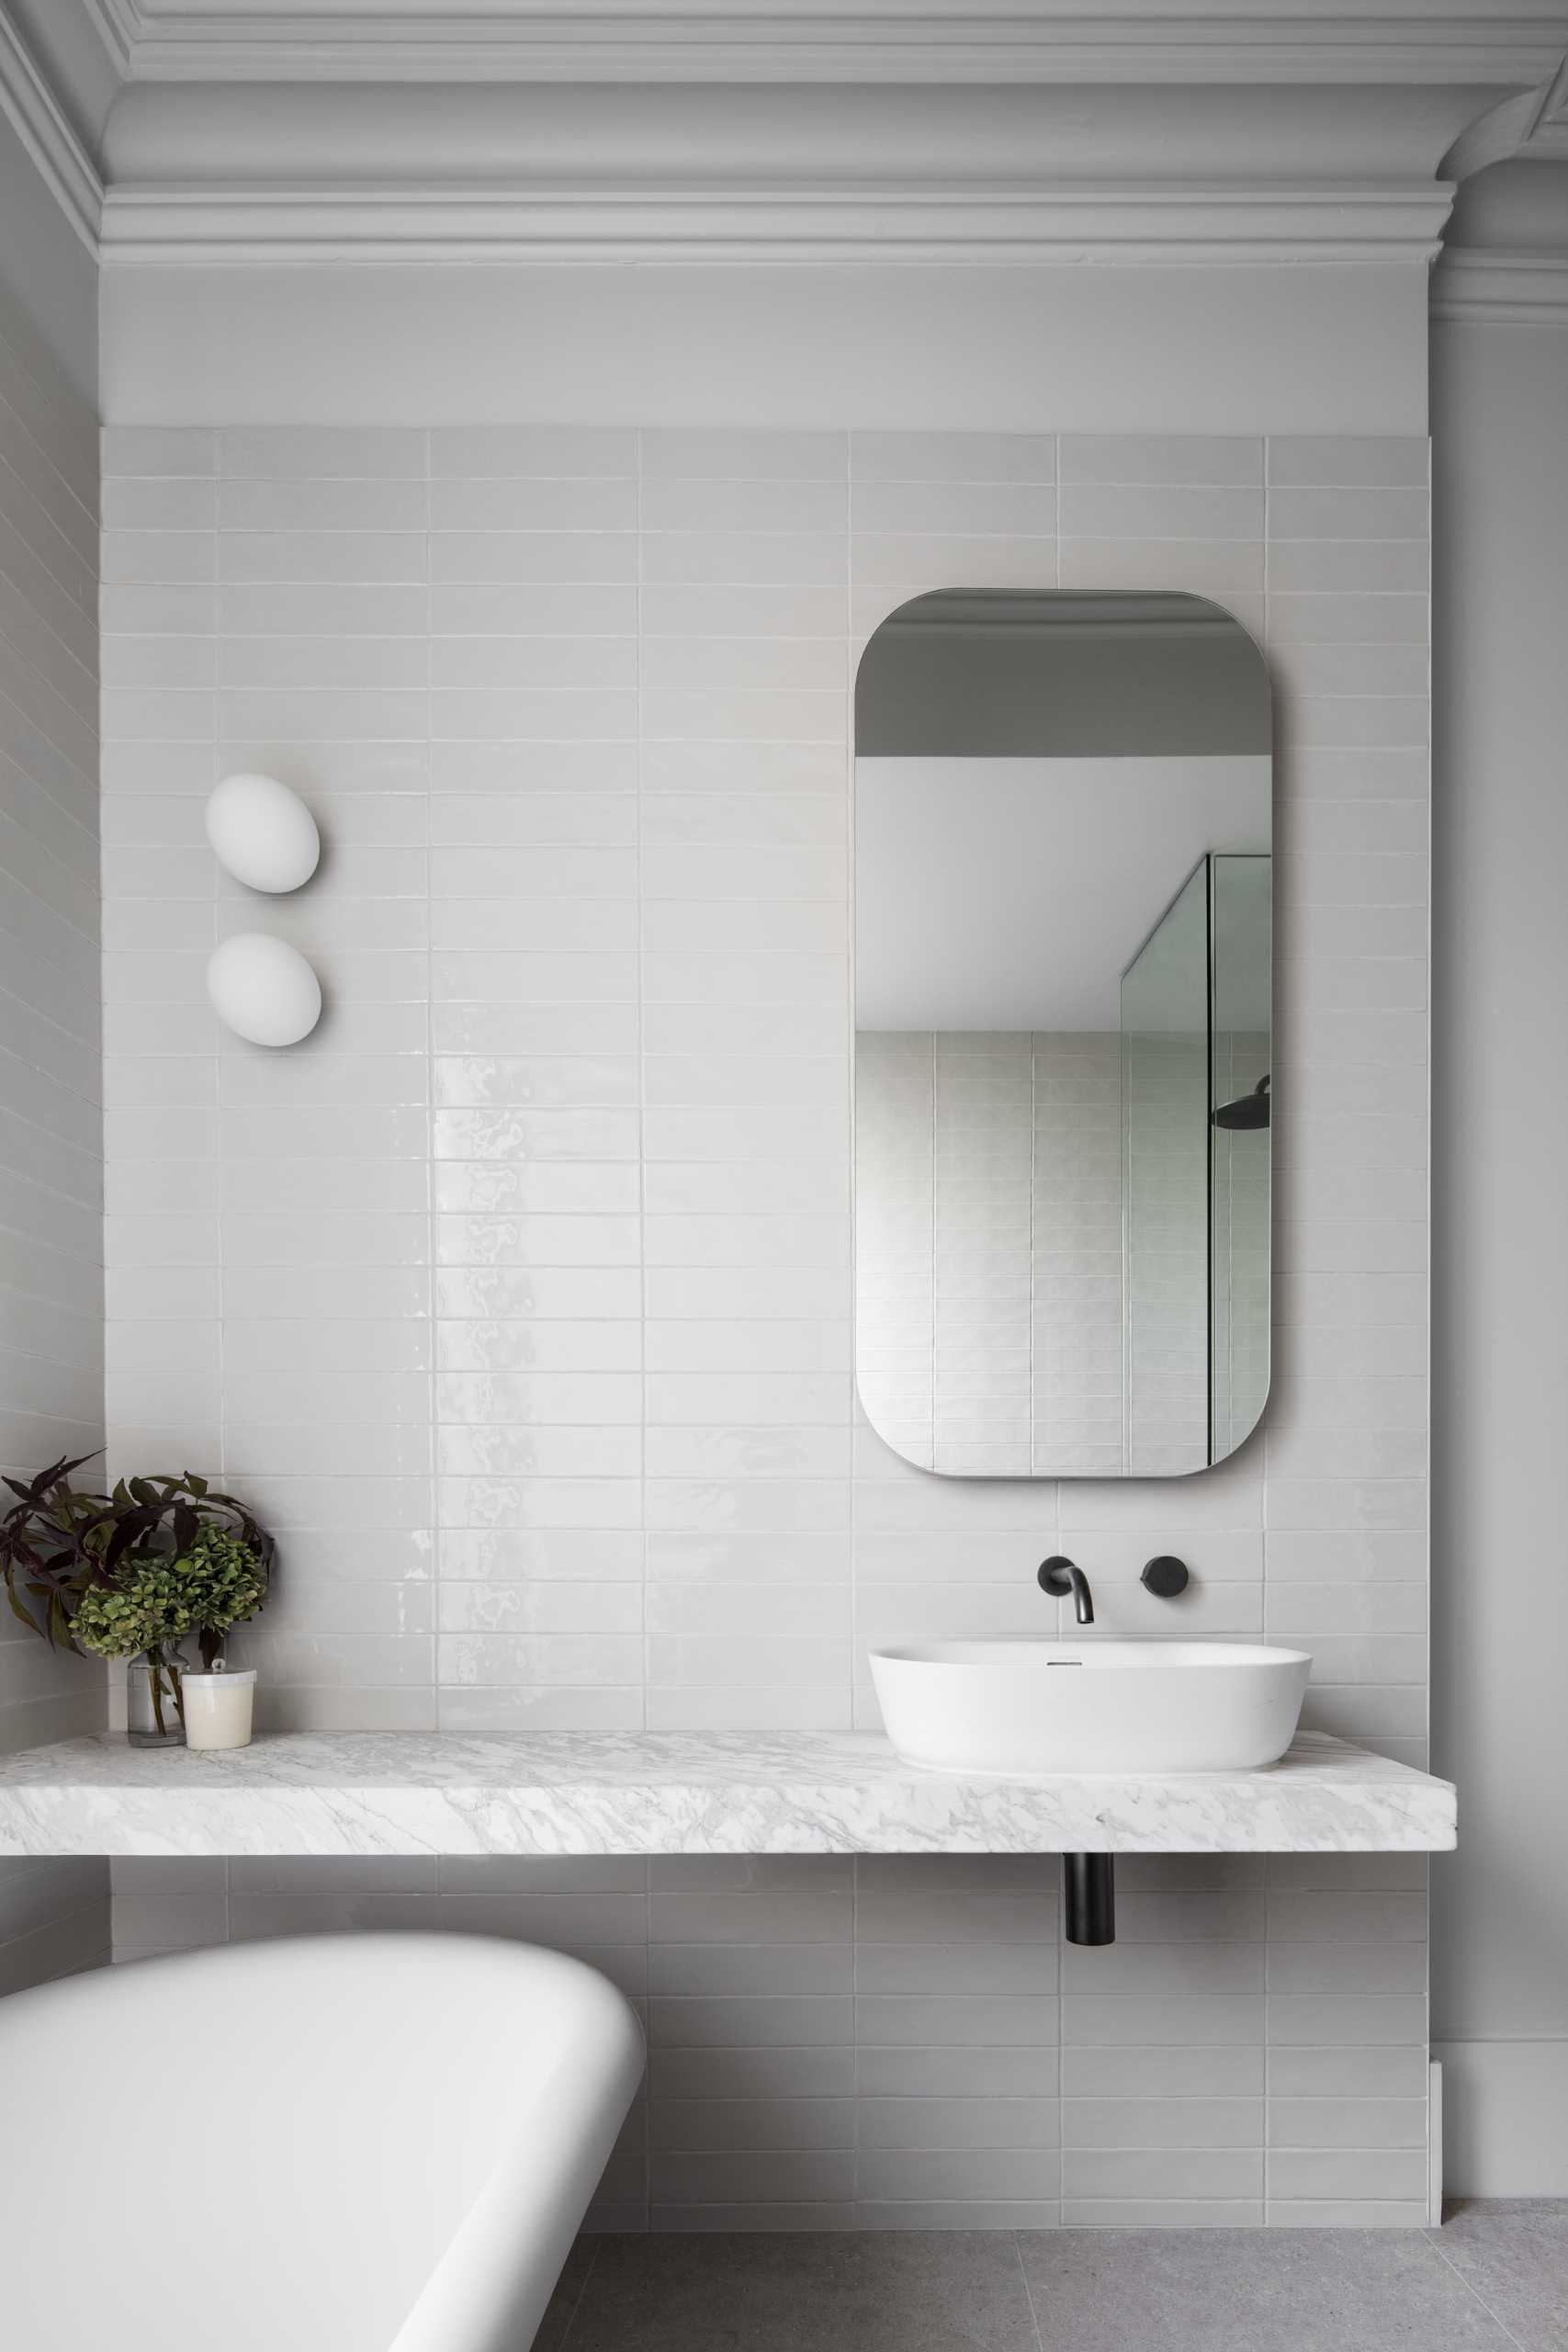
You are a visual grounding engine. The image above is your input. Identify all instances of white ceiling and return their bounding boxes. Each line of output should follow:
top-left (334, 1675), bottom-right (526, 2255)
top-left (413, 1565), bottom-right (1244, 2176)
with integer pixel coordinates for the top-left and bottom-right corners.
top-left (855, 756), bottom-right (1271, 1033)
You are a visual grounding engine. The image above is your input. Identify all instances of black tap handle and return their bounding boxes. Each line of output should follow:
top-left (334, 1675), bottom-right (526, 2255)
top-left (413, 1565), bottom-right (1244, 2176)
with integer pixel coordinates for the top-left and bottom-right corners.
top-left (1037, 1556), bottom-right (1077, 1595)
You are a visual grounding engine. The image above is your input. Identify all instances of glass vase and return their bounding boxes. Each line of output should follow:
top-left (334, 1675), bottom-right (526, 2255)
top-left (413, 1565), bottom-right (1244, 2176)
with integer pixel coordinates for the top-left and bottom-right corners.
top-left (127, 1647), bottom-right (186, 1747)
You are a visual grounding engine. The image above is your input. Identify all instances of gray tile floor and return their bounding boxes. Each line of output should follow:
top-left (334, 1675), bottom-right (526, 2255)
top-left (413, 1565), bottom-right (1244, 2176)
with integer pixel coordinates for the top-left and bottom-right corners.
top-left (537, 2204), bottom-right (1568, 2352)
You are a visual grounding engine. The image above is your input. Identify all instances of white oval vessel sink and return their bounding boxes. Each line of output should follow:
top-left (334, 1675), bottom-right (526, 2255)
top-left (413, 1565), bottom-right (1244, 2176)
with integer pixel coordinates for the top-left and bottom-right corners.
top-left (871, 1639), bottom-right (1311, 1776)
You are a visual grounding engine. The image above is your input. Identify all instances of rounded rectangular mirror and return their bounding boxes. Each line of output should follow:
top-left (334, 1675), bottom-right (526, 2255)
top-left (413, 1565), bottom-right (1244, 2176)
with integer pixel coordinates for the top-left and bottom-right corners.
top-left (853, 589), bottom-right (1272, 1478)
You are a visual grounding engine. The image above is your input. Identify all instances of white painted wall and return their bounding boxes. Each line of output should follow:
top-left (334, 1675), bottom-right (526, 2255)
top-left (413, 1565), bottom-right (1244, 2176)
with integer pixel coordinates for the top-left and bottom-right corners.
top-left (99, 264), bottom-right (1429, 435)
top-left (854, 757), bottom-right (1269, 1032)
top-left (1429, 158), bottom-right (1568, 2197)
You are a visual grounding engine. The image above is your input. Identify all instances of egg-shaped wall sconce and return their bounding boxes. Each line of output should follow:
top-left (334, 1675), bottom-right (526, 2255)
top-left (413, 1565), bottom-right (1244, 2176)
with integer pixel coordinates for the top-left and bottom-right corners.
top-left (205, 772), bottom-right (321, 893)
top-left (206, 933), bottom-right (322, 1047)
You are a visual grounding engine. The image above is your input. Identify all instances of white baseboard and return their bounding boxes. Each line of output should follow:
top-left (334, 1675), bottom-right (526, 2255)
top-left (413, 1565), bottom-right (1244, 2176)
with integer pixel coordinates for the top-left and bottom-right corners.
top-left (1431, 2040), bottom-right (1568, 2199)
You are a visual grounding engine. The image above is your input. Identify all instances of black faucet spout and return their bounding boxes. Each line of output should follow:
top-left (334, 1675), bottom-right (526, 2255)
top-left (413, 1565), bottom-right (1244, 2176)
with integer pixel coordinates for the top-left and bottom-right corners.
top-left (1037, 1555), bottom-right (1094, 1625)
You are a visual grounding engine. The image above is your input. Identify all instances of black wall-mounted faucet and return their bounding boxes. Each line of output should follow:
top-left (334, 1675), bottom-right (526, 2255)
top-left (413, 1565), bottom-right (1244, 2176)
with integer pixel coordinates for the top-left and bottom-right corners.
top-left (1038, 1555), bottom-right (1094, 1624)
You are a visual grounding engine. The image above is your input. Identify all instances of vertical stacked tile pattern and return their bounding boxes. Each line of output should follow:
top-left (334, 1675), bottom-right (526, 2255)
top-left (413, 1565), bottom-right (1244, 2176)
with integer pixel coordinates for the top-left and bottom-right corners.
top-left (101, 428), bottom-right (1429, 2226)
top-left (102, 425), bottom-right (438, 1728)
top-left (639, 428), bottom-right (852, 1735)
top-left (430, 427), bottom-right (644, 1734)
top-left (0, 294), bottom-right (103, 1750)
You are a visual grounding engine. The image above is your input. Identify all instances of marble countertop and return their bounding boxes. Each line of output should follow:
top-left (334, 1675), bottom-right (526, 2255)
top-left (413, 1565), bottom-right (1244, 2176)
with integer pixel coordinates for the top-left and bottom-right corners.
top-left (0, 1728), bottom-right (1456, 1858)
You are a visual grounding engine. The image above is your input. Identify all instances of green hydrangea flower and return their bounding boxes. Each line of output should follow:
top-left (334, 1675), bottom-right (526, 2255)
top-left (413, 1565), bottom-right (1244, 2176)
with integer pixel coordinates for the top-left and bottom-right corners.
top-left (179, 1522), bottom-right (267, 1643)
top-left (72, 1561), bottom-right (195, 1660)
top-left (72, 1525), bottom-right (268, 1663)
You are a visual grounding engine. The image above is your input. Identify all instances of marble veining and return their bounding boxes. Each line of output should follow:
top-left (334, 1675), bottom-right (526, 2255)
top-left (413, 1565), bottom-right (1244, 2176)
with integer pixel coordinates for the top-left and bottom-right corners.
top-left (0, 1730), bottom-right (1455, 1859)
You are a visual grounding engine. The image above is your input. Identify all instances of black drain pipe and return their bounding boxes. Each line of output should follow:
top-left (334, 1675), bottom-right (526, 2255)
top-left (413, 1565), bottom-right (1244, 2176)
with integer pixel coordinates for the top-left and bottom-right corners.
top-left (1063, 1854), bottom-right (1115, 1946)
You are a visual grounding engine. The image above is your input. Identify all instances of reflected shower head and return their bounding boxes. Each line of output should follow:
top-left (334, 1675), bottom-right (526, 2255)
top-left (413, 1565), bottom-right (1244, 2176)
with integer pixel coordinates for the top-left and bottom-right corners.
top-left (1213, 1074), bottom-right (1270, 1131)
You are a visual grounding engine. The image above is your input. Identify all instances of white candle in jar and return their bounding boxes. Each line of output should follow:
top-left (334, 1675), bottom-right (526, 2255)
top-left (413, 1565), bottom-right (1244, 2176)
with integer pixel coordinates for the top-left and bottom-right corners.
top-left (181, 1668), bottom-right (256, 1752)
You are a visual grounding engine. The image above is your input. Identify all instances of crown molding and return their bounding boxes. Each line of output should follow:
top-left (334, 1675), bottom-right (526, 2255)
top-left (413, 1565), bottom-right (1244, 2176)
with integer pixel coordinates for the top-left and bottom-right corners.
top-left (0, 12), bottom-right (104, 249)
top-left (1432, 246), bottom-right (1568, 318)
top-left (7, 5), bottom-right (1562, 268)
top-left (96, 181), bottom-right (1459, 268)
top-left (82, 3), bottom-right (134, 76)
top-left (85, 75), bottom-right (1476, 266)
top-left (73, 5), bottom-right (1568, 89)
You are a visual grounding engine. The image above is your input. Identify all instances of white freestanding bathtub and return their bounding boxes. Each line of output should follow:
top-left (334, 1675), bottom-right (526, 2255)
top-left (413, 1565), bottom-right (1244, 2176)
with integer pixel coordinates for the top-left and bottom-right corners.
top-left (0, 1931), bottom-right (644, 2352)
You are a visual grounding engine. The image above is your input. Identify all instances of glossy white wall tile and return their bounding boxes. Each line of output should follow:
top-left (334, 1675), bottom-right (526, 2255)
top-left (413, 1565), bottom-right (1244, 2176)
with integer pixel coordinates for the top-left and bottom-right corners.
top-left (101, 426), bottom-right (1430, 2225)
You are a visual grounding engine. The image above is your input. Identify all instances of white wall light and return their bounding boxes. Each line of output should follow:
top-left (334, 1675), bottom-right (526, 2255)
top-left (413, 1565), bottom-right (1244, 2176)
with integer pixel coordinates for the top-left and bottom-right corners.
top-left (205, 772), bottom-right (321, 893)
top-left (206, 933), bottom-right (322, 1048)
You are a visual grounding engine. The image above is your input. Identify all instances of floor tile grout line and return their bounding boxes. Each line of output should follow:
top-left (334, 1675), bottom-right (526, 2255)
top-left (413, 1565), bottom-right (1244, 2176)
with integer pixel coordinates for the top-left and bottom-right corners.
top-left (554, 2236), bottom-right (604, 2352)
top-left (1010, 2228), bottom-right (1048, 2352)
top-left (1422, 2232), bottom-right (1535, 2352)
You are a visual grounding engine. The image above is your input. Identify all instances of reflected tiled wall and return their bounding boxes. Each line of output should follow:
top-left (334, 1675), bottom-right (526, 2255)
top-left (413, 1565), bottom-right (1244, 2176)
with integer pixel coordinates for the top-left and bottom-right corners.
top-left (100, 426), bottom-right (1431, 2223)
top-left (855, 1031), bottom-right (1127, 1474)
top-left (0, 290), bottom-right (104, 1753)
top-left (1123, 1026), bottom-right (1210, 1474)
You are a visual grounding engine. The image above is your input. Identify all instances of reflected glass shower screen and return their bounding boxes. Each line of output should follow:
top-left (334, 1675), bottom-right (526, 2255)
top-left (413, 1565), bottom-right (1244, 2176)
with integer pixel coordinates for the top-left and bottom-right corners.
top-left (1118, 852), bottom-right (1273, 1473)
top-left (1210, 854), bottom-right (1272, 1463)
top-left (1121, 861), bottom-right (1213, 1476)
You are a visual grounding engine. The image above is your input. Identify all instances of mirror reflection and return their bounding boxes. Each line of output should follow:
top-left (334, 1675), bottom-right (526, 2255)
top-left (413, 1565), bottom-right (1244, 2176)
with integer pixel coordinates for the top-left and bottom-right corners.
top-left (853, 590), bottom-right (1272, 1478)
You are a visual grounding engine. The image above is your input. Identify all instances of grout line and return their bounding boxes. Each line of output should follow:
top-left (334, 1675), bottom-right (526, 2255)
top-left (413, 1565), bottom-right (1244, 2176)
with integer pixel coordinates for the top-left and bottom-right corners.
top-left (553, 2235), bottom-right (604, 2352)
top-left (423, 427), bottom-right (440, 1729)
top-left (1422, 2233), bottom-right (1533, 2352)
top-left (846, 437), bottom-right (860, 1726)
top-left (635, 427), bottom-right (649, 1736)
top-left (1011, 2228), bottom-right (1048, 2352)
top-left (851, 1851), bottom-right (861, 2211)
top-left (210, 441), bottom-right (226, 1510)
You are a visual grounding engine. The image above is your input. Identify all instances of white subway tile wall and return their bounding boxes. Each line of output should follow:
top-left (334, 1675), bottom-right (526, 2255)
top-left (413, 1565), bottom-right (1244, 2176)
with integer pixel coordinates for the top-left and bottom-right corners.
top-left (0, 1858), bottom-right (110, 1996)
top-left (0, 292), bottom-right (105, 1754)
top-left (101, 427), bottom-right (1430, 2225)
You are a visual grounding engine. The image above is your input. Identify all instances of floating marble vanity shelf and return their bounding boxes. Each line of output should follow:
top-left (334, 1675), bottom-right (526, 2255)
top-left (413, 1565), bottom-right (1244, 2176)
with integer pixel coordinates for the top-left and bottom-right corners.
top-left (0, 1729), bottom-right (1454, 1860)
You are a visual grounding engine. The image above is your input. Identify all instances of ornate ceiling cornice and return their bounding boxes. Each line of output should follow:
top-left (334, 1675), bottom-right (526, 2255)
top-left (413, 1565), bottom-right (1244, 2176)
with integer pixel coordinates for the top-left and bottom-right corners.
top-left (1, 6), bottom-right (1563, 269)
top-left (0, 9), bottom-right (103, 250)
top-left (69, 6), bottom-right (1568, 88)
top-left (1431, 246), bottom-right (1568, 319)
top-left (88, 77), bottom-right (1480, 266)
top-left (93, 179), bottom-right (1459, 268)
